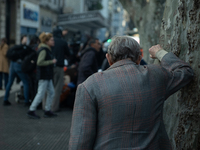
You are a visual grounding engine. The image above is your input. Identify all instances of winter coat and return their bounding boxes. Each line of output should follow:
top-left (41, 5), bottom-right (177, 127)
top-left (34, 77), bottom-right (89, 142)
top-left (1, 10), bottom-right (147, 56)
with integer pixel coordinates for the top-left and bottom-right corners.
top-left (77, 47), bottom-right (98, 85)
top-left (52, 27), bottom-right (70, 67)
top-left (36, 43), bottom-right (54, 80)
top-left (69, 52), bottom-right (194, 150)
top-left (0, 43), bottom-right (9, 73)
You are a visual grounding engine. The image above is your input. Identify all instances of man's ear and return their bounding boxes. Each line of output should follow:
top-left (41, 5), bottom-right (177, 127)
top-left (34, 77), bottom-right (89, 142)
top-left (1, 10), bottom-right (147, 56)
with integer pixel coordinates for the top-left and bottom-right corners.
top-left (136, 55), bottom-right (142, 65)
top-left (106, 53), bottom-right (113, 66)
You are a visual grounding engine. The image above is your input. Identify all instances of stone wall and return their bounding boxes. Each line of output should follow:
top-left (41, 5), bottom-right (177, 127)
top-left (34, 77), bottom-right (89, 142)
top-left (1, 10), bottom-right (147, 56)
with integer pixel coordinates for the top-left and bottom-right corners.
top-left (119, 0), bottom-right (200, 149)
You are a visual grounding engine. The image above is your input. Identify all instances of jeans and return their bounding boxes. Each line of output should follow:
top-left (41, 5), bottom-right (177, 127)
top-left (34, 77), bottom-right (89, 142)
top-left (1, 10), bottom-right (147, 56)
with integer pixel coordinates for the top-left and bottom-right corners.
top-left (29, 80), bottom-right (55, 111)
top-left (4, 61), bottom-right (29, 103)
top-left (0, 72), bottom-right (8, 89)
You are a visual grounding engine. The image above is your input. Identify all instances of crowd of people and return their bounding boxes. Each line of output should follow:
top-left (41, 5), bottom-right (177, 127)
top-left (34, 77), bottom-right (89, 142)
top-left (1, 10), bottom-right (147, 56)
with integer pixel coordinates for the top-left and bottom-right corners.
top-left (0, 28), bottom-right (194, 148)
top-left (0, 26), bottom-right (111, 119)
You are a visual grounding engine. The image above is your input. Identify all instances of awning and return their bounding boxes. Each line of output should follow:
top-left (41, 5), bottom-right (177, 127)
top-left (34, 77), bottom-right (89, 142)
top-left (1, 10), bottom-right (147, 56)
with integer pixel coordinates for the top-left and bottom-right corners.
top-left (58, 11), bottom-right (108, 32)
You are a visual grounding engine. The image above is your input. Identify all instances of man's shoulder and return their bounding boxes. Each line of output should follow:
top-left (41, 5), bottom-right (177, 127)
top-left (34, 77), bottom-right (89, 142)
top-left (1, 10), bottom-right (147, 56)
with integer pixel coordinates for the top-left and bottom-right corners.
top-left (83, 70), bottom-right (111, 86)
top-left (37, 46), bottom-right (49, 53)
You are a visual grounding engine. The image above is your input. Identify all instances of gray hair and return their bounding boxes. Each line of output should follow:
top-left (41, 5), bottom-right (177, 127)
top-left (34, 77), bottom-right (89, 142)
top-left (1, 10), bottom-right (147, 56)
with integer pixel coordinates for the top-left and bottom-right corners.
top-left (108, 36), bottom-right (141, 63)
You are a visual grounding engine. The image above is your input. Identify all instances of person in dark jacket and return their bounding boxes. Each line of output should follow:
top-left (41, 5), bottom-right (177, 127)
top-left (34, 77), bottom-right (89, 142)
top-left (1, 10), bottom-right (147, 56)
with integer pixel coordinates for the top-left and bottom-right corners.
top-left (3, 35), bottom-right (31, 106)
top-left (77, 38), bottom-right (101, 85)
top-left (27, 32), bottom-right (57, 119)
top-left (43, 26), bottom-right (70, 112)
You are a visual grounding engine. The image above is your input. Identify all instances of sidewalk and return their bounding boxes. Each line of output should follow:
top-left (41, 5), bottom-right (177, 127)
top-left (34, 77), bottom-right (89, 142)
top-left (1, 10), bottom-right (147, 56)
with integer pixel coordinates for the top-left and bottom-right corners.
top-left (0, 80), bottom-right (73, 150)
top-left (0, 79), bottom-right (21, 99)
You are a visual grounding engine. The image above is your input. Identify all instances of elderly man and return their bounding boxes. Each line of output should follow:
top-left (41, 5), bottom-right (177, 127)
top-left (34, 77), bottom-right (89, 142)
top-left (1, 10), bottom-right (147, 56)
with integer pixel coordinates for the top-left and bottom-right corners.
top-left (69, 36), bottom-right (194, 149)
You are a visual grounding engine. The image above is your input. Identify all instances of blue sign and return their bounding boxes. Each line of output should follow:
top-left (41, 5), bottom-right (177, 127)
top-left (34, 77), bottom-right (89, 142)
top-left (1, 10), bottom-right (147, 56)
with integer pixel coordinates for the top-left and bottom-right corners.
top-left (23, 8), bottom-right (38, 21)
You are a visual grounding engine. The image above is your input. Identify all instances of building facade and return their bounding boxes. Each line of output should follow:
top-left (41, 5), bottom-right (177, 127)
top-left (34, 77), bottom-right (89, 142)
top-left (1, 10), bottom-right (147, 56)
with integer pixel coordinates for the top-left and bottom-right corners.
top-left (0, 0), bottom-right (20, 45)
top-left (97, 0), bottom-right (130, 41)
top-left (57, 0), bottom-right (108, 43)
top-left (0, 0), bottom-right (6, 40)
top-left (0, 0), bottom-right (129, 45)
top-left (108, 0), bottom-right (129, 37)
top-left (0, 0), bottom-right (63, 45)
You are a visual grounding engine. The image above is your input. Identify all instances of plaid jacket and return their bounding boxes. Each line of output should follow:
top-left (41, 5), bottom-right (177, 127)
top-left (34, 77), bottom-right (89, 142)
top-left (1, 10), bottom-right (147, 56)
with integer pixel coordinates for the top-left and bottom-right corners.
top-left (69, 52), bottom-right (194, 150)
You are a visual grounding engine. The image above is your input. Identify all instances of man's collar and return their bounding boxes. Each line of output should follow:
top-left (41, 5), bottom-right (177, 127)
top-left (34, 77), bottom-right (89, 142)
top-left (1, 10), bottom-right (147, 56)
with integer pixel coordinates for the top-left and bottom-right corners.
top-left (107, 59), bottom-right (136, 70)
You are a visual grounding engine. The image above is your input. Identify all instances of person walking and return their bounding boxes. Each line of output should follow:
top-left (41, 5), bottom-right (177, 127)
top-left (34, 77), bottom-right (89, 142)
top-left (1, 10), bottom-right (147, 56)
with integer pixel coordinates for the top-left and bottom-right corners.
top-left (69, 36), bottom-right (194, 149)
top-left (0, 38), bottom-right (9, 90)
top-left (27, 32), bottom-right (57, 119)
top-left (3, 35), bottom-right (31, 106)
top-left (44, 26), bottom-right (70, 112)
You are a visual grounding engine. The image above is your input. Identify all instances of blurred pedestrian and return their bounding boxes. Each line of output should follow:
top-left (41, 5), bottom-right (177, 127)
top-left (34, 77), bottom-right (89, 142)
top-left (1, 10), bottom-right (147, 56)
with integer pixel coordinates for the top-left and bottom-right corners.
top-left (69, 36), bottom-right (194, 149)
top-left (3, 35), bottom-right (31, 106)
top-left (29, 35), bottom-right (40, 51)
top-left (101, 40), bottom-right (111, 71)
top-left (140, 47), bottom-right (147, 65)
top-left (43, 26), bottom-right (70, 113)
top-left (27, 32), bottom-right (57, 119)
top-left (27, 35), bottom-right (40, 101)
top-left (62, 28), bottom-right (68, 38)
top-left (0, 38), bottom-right (9, 90)
top-left (77, 38), bottom-right (101, 85)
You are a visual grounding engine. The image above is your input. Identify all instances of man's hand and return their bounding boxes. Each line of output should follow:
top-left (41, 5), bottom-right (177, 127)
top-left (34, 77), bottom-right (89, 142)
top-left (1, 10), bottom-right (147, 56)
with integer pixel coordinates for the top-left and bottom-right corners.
top-left (149, 44), bottom-right (163, 59)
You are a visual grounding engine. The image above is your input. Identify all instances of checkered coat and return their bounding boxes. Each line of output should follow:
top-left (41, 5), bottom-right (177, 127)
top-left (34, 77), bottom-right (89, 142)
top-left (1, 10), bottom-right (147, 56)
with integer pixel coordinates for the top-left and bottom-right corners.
top-left (69, 52), bottom-right (194, 150)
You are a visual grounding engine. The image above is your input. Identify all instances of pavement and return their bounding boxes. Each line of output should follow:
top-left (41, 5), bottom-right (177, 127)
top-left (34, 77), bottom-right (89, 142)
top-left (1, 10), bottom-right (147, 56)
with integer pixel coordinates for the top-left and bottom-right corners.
top-left (0, 80), bottom-right (73, 150)
top-left (0, 80), bottom-right (21, 98)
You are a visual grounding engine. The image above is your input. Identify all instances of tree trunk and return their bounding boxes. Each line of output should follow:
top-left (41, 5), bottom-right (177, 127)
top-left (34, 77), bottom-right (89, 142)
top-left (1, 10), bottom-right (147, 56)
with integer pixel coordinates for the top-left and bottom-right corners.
top-left (119, 0), bottom-right (166, 63)
top-left (119, 0), bottom-right (200, 149)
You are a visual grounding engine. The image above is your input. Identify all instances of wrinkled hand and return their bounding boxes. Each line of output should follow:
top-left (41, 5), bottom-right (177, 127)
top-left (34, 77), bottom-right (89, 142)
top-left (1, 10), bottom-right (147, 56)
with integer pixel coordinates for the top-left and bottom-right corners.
top-left (149, 44), bottom-right (163, 59)
top-left (52, 59), bottom-right (57, 64)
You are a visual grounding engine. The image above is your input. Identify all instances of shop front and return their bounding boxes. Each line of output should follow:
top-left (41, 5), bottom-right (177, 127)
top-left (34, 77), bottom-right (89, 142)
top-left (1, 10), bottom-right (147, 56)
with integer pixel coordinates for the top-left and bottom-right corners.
top-left (20, 0), bottom-right (39, 42)
top-left (58, 10), bottom-right (108, 40)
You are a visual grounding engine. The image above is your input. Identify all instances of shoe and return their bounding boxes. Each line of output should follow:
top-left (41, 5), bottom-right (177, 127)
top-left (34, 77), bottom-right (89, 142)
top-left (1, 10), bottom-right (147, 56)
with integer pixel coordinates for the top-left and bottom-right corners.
top-left (27, 111), bottom-right (40, 119)
top-left (44, 111), bottom-right (57, 118)
top-left (3, 101), bottom-right (11, 106)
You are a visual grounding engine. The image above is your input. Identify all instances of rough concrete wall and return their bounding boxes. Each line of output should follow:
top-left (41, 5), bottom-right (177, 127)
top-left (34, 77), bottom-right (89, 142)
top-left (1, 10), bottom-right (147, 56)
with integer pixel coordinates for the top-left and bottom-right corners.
top-left (120, 0), bottom-right (200, 149)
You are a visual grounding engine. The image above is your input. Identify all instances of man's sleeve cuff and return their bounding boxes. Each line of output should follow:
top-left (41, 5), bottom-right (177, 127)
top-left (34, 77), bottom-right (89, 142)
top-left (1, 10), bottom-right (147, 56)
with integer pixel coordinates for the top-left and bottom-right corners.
top-left (155, 49), bottom-right (168, 61)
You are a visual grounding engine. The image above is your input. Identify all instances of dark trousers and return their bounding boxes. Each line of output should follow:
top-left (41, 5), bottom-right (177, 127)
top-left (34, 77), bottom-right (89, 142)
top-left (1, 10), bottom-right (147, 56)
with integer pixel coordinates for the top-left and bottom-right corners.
top-left (0, 72), bottom-right (8, 89)
top-left (4, 61), bottom-right (29, 103)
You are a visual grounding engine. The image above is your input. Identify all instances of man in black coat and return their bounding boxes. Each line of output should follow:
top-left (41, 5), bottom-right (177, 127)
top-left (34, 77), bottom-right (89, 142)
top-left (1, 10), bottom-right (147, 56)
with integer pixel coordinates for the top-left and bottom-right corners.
top-left (77, 38), bottom-right (101, 85)
top-left (44, 26), bottom-right (70, 112)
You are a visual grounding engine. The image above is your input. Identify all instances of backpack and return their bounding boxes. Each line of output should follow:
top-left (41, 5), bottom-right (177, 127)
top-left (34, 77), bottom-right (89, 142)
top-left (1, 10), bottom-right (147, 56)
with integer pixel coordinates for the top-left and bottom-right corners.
top-left (21, 50), bottom-right (37, 73)
top-left (6, 45), bottom-right (33, 61)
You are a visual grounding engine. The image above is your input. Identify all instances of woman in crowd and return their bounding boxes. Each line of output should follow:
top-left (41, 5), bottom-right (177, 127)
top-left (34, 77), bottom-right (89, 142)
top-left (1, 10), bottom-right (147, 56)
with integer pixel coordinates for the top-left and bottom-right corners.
top-left (0, 38), bottom-right (9, 90)
top-left (27, 32), bottom-right (57, 119)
